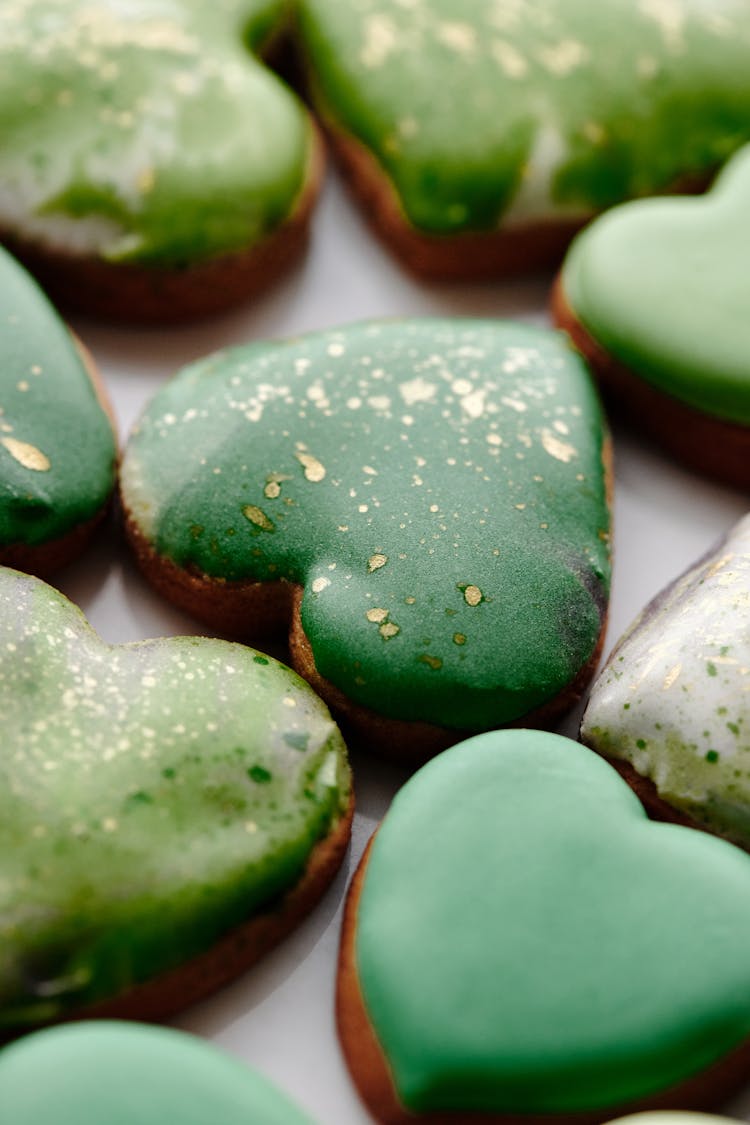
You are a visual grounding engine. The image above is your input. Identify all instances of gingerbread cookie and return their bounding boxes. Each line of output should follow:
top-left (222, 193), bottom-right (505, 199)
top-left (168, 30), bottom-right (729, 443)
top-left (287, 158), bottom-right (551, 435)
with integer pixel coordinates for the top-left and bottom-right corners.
top-left (581, 514), bottom-right (750, 850)
top-left (120, 319), bottom-right (611, 758)
top-left (338, 730), bottom-right (750, 1124)
top-left (293, 0), bottom-right (750, 278)
top-left (0, 245), bottom-right (116, 575)
top-left (0, 1), bottom-right (321, 322)
top-left (554, 143), bottom-right (750, 487)
top-left (0, 1021), bottom-right (317, 1124)
top-left (0, 566), bottom-right (352, 1034)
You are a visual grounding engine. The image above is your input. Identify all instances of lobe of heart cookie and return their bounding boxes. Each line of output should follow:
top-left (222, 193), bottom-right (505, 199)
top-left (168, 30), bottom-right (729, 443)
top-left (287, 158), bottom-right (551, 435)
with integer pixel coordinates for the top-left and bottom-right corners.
top-left (345, 731), bottom-right (750, 1116)
top-left (0, 1021), bottom-right (317, 1124)
top-left (0, 566), bottom-right (351, 1030)
top-left (582, 514), bottom-right (750, 848)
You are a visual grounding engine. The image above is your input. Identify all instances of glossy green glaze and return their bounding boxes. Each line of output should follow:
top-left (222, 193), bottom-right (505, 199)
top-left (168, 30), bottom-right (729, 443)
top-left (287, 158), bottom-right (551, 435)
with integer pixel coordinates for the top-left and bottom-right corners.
top-left (121, 319), bottom-right (610, 729)
top-left (0, 567), bottom-right (350, 1029)
top-left (0, 1022), bottom-right (317, 1124)
top-left (0, 246), bottom-right (115, 547)
top-left (355, 731), bottom-right (750, 1114)
top-left (563, 143), bottom-right (750, 424)
top-left (296, 0), bottom-right (750, 234)
top-left (0, 0), bottom-right (310, 265)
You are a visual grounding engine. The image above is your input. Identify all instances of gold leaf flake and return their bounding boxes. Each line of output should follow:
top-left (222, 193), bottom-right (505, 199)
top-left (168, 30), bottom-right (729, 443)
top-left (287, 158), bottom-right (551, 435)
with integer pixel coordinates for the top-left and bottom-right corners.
top-left (295, 451), bottom-right (326, 482)
top-left (366, 608), bottom-right (389, 623)
top-left (312, 578), bottom-right (330, 594)
top-left (463, 585), bottom-right (482, 607)
top-left (541, 429), bottom-right (577, 463)
top-left (380, 622), bottom-right (400, 639)
top-left (242, 505), bottom-right (275, 532)
top-left (368, 553), bottom-right (388, 573)
top-left (662, 663), bottom-right (682, 691)
top-left (1, 437), bottom-right (50, 471)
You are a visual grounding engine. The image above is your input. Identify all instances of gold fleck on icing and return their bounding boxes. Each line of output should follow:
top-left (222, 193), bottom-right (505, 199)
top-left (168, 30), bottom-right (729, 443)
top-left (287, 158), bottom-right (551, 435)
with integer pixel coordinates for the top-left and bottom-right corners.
top-left (541, 429), bottom-right (577, 463)
top-left (380, 622), bottom-right (400, 639)
top-left (295, 450), bottom-right (326, 482)
top-left (368, 553), bottom-right (388, 573)
top-left (463, 585), bottom-right (483, 607)
top-left (242, 505), bottom-right (275, 532)
top-left (312, 577), bottom-right (330, 593)
top-left (419, 654), bottom-right (443, 671)
top-left (1, 437), bottom-right (51, 471)
top-left (453, 633), bottom-right (467, 645)
top-left (367, 608), bottom-right (389, 623)
top-left (662, 663), bottom-right (682, 690)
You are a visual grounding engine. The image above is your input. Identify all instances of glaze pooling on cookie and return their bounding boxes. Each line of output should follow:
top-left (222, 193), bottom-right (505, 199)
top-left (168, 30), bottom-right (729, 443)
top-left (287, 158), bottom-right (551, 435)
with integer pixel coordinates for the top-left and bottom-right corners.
top-left (296, 0), bottom-right (750, 235)
top-left (561, 144), bottom-right (750, 424)
top-left (0, 1022), bottom-right (317, 1124)
top-left (0, 246), bottom-right (115, 548)
top-left (581, 515), bottom-right (750, 847)
top-left (353, 731), bottom-right (750, 1114)
top-left (0, 566), bottom-right (350, 1028)
top-left (121, 319), bottom-right (610, 730)
top-left (0, 0), bottom-right (310, 265)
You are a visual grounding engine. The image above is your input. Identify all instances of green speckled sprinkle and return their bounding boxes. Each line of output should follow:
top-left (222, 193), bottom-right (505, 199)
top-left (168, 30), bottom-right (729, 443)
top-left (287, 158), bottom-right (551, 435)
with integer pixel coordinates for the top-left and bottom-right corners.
top-left (296, 0), bottom-right (750, 233)
top-left (121, 319), bottom-right (611, 730)
top-left (0, 566), bottom-right (350, 1029)
top-left (0, 0), bottom-right (311, 265)
top-left (582, 513), bottom-right (750, 847)
top-left (0, 1022), bottom-right (317, 1125)
top-left (0, 246), bottom-right (116, 548)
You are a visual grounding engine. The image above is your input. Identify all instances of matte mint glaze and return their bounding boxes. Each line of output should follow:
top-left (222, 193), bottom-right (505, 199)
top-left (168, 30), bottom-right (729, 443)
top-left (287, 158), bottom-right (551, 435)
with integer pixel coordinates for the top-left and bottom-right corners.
top-left (296, 0), bottom-right (750, 234)
top-left (582, 514), bottom-right (750, 846)
top-left (0, 246), bottom-right (116, 547)
top-left (121, 319), bottom-right (611, 729)
top-left (355, 731), bottom-right (750, 1114)
top-left (0, 1), bottom-right (310, 265)
top-left (0, 1022), bottom-right (316, 1124)
top-left (0, 567), bottom-right (350, 1029)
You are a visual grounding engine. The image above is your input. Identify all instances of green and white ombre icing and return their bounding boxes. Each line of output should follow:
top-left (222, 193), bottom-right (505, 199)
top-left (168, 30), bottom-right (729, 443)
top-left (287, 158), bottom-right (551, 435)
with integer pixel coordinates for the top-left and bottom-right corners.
top-left (582, 515), bottom-right (750, 847)
top-left (0, 1022), bottom-right (318, 1125)
top-left (0, 246), bottom-right (115, 549)
top-left (563, 143), bottom-right (750, 424)
top-left (353, 732), bottom-right (750, 1114)
top-left (0, 0), bottom-right (311, 265)
top-left (296, 0), bottom-right (750, 234)
top-left (0, 566), bottom-right (350, 1029)
top-left (121, 319), bottom-right (610, 730)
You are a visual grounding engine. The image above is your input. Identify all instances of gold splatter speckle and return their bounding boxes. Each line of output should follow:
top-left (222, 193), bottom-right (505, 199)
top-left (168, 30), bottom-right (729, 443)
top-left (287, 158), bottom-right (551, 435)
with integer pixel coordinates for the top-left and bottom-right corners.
top-left (366, 608), bottom-right (389, 623)
top-left (405, 596), bottom-right (416, 605)
top-left (380, 622), bottom-right (400, 639)
top-left (663, 663), bottom-right (682, 691)
top-left (368, 553), bottom-right (388, 573)
top-left (419, 654), bottom-right (443, 671)
top-left (463, 585), bottom-right (483, 607)
top-left (453, 633), bottom-right (467, 645)
top-left (295, 450), bottom-right (326, 482)
top-left (243, 505), bottom-right (275, 532)
top-left (312, 577), bottom-right (330, 594)
top-left (1, 437), bottom-right (50, 471)
top-left (541, 429), bottom-right (577, 463)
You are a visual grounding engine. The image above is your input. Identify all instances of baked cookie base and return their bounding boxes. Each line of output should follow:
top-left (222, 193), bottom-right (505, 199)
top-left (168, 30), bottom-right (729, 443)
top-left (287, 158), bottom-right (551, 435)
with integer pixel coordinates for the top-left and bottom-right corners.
top-left (552, 278), bottom-right (750, 490)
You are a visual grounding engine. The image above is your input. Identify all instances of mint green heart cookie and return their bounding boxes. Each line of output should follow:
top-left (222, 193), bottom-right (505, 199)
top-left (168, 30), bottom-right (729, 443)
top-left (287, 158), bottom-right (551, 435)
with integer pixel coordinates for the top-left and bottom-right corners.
top-left (0, 245), bottom-right (116, 570)
top-left (345, 731), bottom-right (750, 1117)
top-left (120, 319), bottom-right (611, 737)
top-left (0, 566), bottom-right (351, 1031)
top-left (561, 143), bottom-right (750, 424)
top-left (295, 0), bottom-right (750, 238)
top-left (0, 1022), bottom-right (316, 1124)
top-left (0, 1), bottom-right (314, 297)
top-left (582, 513), bottom-right (750, 848)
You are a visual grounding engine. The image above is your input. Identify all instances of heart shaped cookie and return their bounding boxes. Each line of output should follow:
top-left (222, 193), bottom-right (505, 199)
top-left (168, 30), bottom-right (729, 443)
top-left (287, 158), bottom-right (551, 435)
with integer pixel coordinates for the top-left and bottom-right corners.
top-left (338, 730), bottom-right (750, 1123)
top-left (120, 318), bottom-right (611, 758)
top-left (0, 245), bottom-right (116, 575)
top-left (294, 0), bottom-right (750, 278)
top-left (0, 1), bottom-right (321, 321)
top-left (554, 143), bottom-right (750, 486)
top-left (581, 514), bottom-right (750, 849)
top-left (0, 1021), bottom-right (316, 1124)
top-left (0, 566), bottom-right (352, 1034)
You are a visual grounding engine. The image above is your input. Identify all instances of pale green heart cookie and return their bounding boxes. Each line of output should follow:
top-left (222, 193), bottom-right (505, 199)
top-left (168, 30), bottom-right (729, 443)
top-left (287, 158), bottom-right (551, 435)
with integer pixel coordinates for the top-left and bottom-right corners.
top-left (562, 143), bottom-right (750, 424)
top-left (0, 1022), bottom-right (316, 1124)
top-left (345, 730), bottom-right (750, 1117)
top-left (295, 0), bottom-right (750, 236)
top-left (605, 1115), bottom-right (743, 1125)
top-left (0, 566), bottom-right (351, 1031)
top-left (120, 319), bottom-right (611, 737)
top-left (581, 513), bottom-right (750, 848)
top-left (0, 1), bottom-right (313, 267)
top-left (0, 245), bottom-right (116, 569)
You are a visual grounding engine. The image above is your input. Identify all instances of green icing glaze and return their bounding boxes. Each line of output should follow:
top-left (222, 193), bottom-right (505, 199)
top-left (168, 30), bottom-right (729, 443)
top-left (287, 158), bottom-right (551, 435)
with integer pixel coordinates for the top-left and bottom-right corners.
top-left (0, 245), bottom-right (116, 548)
top-left (581, 514), bottom-right (750, 847)
top-left (0, 566), bottom-right (350, 1029)
top-left (295, 0), bottom-right (750, 235)
top-left (0, 1022), bottom-right (317, 1124)
top-left (355, 731), bottom-right (750, 1114)
top-left (0, 0), bottom-right (310, 265)
top-left (121, 319), bottom-right (610, 729)
top-left (563, 143), bottom-right (750, 424)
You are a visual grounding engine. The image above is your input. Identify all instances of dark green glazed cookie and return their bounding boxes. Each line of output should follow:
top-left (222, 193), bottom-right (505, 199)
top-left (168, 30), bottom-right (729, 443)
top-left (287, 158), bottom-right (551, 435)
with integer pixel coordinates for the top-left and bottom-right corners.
top-left (0, 566), bottom-right (351, 1032)
top-left (294, 0), bottom-right (750, 274)
top-left (121, 319), bottom-right (611, 752)
top-left (0, 245), bottom-right (116, 574)
top-left (0, 1022), bottom-right (317, 1124)
top-left (0, 0), bottom-right (319, 319)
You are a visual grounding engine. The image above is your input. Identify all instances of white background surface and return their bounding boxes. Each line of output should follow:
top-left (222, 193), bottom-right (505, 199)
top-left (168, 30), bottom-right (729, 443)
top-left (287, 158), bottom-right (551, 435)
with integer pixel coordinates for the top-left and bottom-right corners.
top-left (55, 164), bottom-right (749, 1124)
